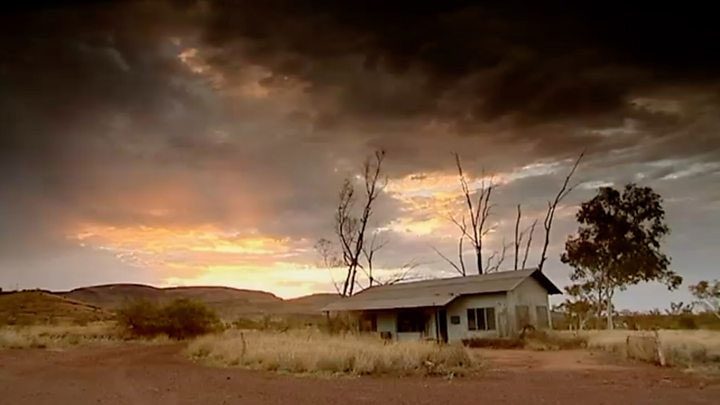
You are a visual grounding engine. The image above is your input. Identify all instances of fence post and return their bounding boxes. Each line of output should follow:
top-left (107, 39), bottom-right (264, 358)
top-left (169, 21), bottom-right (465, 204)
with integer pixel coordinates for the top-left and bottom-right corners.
top-left (654, 330), bottom-right (665, 367)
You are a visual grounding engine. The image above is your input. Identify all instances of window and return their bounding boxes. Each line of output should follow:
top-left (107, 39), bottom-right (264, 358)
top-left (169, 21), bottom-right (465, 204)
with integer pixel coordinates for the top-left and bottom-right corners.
top-left (359, 313), bottom-right (377, 332)
top-left (467, 307), bottom-right (496, 331)
top-left (450, 315), bottom-right (460, 325)
top-left (397, 310), bottom-right (426, 333)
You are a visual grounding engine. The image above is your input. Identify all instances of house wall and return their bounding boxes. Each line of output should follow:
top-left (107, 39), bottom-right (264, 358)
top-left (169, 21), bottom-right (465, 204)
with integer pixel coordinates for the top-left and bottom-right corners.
top-left (445, 293), bottom-right (508, 342)
top-left (506, 277), bottom-right (551, 335)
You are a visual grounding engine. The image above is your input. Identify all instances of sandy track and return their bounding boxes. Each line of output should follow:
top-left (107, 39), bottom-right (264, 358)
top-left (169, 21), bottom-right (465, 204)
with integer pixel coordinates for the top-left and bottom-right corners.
top-left (0, 344), bottom-right (717, 404)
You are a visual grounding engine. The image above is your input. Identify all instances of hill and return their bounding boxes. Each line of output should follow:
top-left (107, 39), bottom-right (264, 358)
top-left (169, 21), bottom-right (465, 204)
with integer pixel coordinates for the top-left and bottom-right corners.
top-left (58, 284), bottom-right (339, 320)
top-left (0, 291), bottom-right (112, 325)
top-left (283, 293), bottom-right (341, 314)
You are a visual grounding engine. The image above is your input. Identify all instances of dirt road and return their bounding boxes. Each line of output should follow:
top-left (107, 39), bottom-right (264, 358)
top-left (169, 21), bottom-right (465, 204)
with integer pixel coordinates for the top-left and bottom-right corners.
top-left (0, 344), bottom-right (717, 404)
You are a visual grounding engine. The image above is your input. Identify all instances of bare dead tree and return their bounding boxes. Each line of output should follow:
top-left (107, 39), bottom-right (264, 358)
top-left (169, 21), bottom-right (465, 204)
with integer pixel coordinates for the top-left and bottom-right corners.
top-left (432, 215), bottom-right (467, 276)
top-left (486, 238), bottom-right (510, 273)
top-left (521, 219), bottom-right (537, 270)
top-left (362, 231), bottom-right (388, 288)
top-left (314, 238), bottom-right (342, 294)
top-left (453, 153), bottom-right (495, 274)
top-left (457, 230), bottom-right (466, 275)
top-left (431, 244), bottom-right (464, 276)
top-left (513, 205), bottom-right (539, 271)
top-left (514, 205), bottom-right (521, 270)
top-left (375, 260), bottom-right (420, 286)
top-left (336, 181), bottom-right (357, 296)
top-left (335, 150), bottom-right (387, 296)
top-left (538, 152), bottom-right (584, 272)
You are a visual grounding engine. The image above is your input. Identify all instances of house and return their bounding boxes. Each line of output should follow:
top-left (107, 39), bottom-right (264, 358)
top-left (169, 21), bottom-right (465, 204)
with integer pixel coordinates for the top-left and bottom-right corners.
top-left (322, 268), bottom-right (561, 342)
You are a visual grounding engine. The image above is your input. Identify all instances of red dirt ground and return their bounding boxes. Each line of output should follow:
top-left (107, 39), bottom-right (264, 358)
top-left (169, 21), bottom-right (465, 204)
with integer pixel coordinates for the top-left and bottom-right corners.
top-left (0, 344), bottom-right (717, 404)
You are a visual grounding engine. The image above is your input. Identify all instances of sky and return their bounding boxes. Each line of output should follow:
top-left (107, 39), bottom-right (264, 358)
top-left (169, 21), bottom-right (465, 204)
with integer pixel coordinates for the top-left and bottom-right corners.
top-left (1, 1), bottom-right (719, 310)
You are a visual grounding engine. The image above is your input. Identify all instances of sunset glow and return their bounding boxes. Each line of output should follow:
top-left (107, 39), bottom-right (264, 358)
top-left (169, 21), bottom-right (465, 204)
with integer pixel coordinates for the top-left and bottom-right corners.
top-left (2, 1), bottom-right (719, 311)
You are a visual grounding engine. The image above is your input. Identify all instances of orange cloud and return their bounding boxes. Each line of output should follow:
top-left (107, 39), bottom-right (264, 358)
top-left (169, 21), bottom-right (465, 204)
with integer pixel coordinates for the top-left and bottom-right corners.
top-left (69, 224), bottom-right (321, 296)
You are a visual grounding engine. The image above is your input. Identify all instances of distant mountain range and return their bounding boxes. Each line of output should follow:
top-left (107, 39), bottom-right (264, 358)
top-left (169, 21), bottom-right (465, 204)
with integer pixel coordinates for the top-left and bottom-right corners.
top-left (1, 285), bottom-right (340, 323)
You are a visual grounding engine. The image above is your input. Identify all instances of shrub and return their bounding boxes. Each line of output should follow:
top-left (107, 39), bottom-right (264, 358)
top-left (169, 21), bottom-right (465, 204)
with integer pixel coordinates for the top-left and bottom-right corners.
top-left (678, 316), bottom-right (698, 330)
top-left (118, 299), bottom-right (219, 339)
top-left (525, 329), bottom-right (587, 350)
top-left (462, 337), bottom-right (525, 349)
top-left (160, 299), bottom-right (220, 339)
top-left (117, 300), bottom-right (164, 336)
top-left (462, 330), bottom-right (586, 350)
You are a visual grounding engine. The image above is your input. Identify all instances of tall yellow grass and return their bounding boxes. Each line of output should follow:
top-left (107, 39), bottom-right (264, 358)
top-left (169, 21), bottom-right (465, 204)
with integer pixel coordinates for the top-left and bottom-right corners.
top-left (0, 322), bottom-right (120, 349)
top-left (564, 329), bottom-right (720, 370)
top-left (187, 329), bottom-right (477, 376)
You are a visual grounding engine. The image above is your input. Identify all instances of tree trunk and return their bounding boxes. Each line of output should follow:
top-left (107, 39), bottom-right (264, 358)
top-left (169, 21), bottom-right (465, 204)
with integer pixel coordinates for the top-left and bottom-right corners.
top-left (606, 294), bottom-right (614, 330)
top-left (596, 284), bottom-right (603, 329)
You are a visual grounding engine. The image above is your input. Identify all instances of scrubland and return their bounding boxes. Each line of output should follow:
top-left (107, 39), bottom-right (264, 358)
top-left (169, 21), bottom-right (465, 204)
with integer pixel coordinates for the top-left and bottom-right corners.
top-left (187, 329), bottom-right (477, 376)
top-left (3, 291), bottom-right (718, 377)
top-left (0, 297), bottom-right (215, 349)
top-left (559, 329), bottom-right (720, 371)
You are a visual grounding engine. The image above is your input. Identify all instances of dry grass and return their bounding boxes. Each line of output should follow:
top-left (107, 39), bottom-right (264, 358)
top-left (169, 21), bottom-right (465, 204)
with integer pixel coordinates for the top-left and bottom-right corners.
top-left (0, 322), bottom-right (122, 349)
top-left (462, 330), bottom-right (587, 351)
top-left (187, 329), bottom-right (478, 376)
top-left (0, 322), bottom-right (176, 350)
top-left (559, 329), bottom-right (720, 371)
top-left (0, 291), bottom-right (112, 326)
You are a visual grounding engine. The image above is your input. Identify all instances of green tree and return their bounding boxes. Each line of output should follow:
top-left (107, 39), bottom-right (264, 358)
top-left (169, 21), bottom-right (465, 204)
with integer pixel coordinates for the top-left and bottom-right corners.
top-left (559, 284), bottom-right (598, 330)
top-left (690, 280), bottom-right (720, 319)
top-left (117, 298), bottom-right (220, 339)
top-left (561, 184), bottom-right (682, 329)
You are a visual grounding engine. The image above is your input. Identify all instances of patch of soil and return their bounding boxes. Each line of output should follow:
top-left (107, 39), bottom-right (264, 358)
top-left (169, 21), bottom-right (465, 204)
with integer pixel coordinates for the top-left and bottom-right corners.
top-left (0, 344), bottom-right (718, 404)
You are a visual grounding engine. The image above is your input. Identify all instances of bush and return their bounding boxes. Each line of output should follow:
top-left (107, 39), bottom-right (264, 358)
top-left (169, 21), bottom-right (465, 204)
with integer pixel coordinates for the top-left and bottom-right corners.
top-left (161, 299), bottom-right (220, 339)
top-left (524, 329), bottom-right (587, 350)
top-left (117, 300), bottom-right (164, 336)
top-left (462, 337), bottom-right (525, 349)
top-left (118, 299), bottom-right (219, 339)
top-left (678, 315), bottom-right (698, 330)
top-left (462, 330), bottom-right (586, 350)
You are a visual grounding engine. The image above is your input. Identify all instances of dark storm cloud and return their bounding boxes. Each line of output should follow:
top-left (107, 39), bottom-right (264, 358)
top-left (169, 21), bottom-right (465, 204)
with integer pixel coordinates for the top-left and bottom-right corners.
top-left (0, 2), bottom-right (213, 248)
top-left (199, 1), bottom-right (720, 128)
top-left (0, 1), bottom-right (388, 248)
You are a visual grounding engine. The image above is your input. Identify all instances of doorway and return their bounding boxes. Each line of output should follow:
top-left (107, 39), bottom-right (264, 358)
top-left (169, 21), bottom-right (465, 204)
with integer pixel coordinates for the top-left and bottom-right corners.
top-left (437, 309), bottom-right (448, 343)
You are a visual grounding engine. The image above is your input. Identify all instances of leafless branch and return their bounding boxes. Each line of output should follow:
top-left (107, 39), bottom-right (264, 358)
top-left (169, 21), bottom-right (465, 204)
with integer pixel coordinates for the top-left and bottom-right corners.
top-left (521, 219), bottom-right (537, 270)
top-left (314, 238), bottom-right (343, 294)
top-left (376, 261), bottom-right (419, 286)
top-left (486, 238), bottom-right (510, 273)
top-left (458, 233), bottom-right (466, 276)
top-left (514, 204), bottom-right (521, 270)
top-left (453, 152), bottom-right (495, 275)
top-left (335, 150), bottom-right (387, 296)
top-left (432, 245), bottom-right (465, 276)
top-left (538, 152), bottom-right (584, 272)
top-left (362, 231), bottom-right (388, 287)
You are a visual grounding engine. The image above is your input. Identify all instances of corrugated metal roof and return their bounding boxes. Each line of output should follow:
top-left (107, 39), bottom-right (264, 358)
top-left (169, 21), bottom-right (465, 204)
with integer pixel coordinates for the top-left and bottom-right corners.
top-left (322, 268), bottom-right (561, 312)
